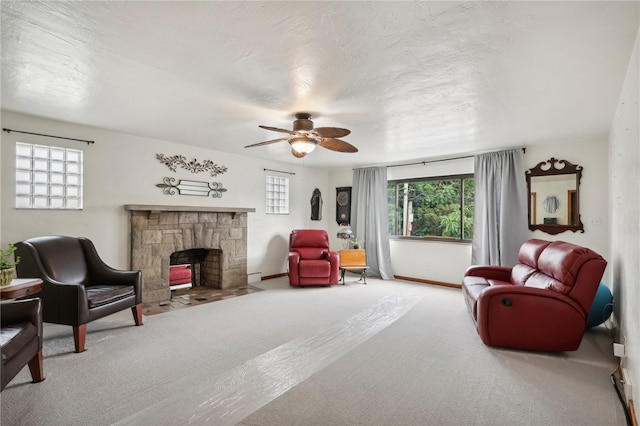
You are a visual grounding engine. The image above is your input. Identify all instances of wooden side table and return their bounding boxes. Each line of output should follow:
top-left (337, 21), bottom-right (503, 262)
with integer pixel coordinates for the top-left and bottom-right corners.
top-left (0, 278), bottom-right (43, 300)
top-left (339, 249), bottom-right (369, 285)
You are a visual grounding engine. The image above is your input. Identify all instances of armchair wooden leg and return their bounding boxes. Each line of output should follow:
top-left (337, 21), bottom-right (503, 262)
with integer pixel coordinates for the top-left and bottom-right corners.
top-left (73, 324), bottom-right (87, 353)
top-left (27, 350), bottom-right (45, 383)
top-left (132, 304), bottom-right (143, 326)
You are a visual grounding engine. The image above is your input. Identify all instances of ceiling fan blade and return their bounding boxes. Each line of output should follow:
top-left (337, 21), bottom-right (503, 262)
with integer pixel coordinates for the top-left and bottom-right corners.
top-left (244, 137), bottom-right (289, 148)
top-left (319, 138), bottom-right (358, 153)
top-left (291, 148), bottom-right (307, 158)
top-left (314, 127), bottom-right (351, 138)
top-left (259, 125), bottom-right (297, 135)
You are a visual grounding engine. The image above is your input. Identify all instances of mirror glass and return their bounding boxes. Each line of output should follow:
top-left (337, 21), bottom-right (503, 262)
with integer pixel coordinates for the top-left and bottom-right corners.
top-left (526, 158), bottom-right (584, 234)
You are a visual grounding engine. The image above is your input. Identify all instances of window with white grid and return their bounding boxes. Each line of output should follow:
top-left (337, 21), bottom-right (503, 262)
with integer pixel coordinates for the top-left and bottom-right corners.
top-left (265, 175), bottom-right (289, 214)
top-left (15, 142), bottom-right (84, 209)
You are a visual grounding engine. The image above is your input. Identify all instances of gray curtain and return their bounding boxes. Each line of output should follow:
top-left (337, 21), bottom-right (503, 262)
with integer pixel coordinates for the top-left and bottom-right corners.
top-left (352, 167), bottom-right (394, 279)
top-left (472, 149), bottom-right (528, 266)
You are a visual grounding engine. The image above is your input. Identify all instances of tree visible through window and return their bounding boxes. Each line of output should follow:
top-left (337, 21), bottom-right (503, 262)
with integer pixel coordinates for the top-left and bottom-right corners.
top-left (388, 174), bottom-right (474, 240)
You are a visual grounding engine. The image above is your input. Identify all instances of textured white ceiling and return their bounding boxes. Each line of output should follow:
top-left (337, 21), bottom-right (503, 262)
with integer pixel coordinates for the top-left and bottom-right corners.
top-left (1, 1), bottom-right (638, 168)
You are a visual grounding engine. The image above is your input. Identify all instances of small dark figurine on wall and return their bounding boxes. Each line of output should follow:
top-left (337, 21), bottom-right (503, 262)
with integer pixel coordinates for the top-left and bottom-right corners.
top-left (311, 188), bottom-right (323, 220)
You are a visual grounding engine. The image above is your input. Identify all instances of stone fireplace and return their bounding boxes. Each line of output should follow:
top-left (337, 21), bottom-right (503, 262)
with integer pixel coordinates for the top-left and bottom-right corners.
top-left (125, 205), bottom-right (255, 304)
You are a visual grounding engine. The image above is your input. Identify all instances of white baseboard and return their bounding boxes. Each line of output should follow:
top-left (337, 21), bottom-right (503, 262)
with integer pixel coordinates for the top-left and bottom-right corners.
top-left (247, 272), bottom-right (262, 284)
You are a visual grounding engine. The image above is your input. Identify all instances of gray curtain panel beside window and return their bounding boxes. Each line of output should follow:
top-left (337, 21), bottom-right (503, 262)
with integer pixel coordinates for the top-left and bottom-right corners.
top-left (472, 149), bottom-right (528, 266)
top-left (351, 166), bottom-right (395, 279)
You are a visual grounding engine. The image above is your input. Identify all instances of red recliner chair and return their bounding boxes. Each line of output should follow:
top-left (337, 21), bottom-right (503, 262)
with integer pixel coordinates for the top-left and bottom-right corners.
top-left (462, 239), bottom-right (607, 351)
top-left (288, 229), bottom-right (339, 287)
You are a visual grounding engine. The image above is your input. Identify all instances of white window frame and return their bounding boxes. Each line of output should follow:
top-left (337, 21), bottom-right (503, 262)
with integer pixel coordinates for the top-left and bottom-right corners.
top-left (15, 142), bottom-right (84, 210)
top-left (265, 175), bottom-right (289, 214)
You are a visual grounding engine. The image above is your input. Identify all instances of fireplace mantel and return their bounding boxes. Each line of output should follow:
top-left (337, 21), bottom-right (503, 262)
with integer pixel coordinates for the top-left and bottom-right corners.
top-left (125, 204), bottom-right (255, 213)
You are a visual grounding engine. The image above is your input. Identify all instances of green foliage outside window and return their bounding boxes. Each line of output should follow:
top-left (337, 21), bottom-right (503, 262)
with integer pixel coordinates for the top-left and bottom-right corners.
top-left (388, 175), bottom-right (474, 241)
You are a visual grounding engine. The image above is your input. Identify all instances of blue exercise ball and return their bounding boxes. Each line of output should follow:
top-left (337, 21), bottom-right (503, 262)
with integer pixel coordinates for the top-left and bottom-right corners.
top-left (587, 283), bottom-right (613, 328)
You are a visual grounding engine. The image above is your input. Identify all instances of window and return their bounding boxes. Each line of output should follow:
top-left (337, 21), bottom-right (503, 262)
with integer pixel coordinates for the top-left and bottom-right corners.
top-left (265, 175), bottom-right (289, 214)
top-left (388, 174), bottom-right (474, 241)
top-left (15, 142), bottom-right (83, 209)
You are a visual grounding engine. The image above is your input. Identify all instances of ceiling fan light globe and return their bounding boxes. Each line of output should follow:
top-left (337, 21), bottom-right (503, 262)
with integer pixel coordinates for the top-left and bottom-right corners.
top-left (290, 139), bottom-right (317, 154)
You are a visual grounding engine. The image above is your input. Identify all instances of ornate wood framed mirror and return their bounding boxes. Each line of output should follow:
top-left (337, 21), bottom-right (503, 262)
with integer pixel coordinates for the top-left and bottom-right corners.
top-left (526, 158), bottom-right (584, 234)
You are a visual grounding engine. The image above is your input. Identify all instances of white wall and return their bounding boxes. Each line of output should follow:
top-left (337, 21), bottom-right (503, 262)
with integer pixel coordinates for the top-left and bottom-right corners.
top-left (0, 110), bottom-right (331, 278)
top-left (609, 28), bottom-right (639, 411)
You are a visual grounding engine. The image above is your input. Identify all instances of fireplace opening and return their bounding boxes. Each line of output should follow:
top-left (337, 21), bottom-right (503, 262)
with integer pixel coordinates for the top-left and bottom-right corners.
top-left (168, 264), bottom-right (192, 291)
top-left (169, 248), bottom-right (221, 292)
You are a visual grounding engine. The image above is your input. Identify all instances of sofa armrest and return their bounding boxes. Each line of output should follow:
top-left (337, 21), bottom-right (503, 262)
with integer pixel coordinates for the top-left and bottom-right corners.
top-left (325, 250), bottom-right (339, 264)
top-left (79, 238), bottom-right (141, 287)
top-left (288, 251), bottom-right (301, 263)
top-left (326, 250), bottom-right (340, 284)
top-left (288, 251), bottom-right (301, 284)
top-left (1, 298), bottom-right (43, 344)
top-left (1, 298), bottom-right (41, 324)
top-left (464, 265), bottom-right (512, 282)
top-left (476, 285), bottom-right (587, 351)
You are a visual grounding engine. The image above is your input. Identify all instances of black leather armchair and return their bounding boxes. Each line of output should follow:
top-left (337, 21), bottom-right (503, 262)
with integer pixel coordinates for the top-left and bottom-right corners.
top-left (15, 236), bottom-right (143, 353)
top-left (1, 298), bottom-right (45, 391)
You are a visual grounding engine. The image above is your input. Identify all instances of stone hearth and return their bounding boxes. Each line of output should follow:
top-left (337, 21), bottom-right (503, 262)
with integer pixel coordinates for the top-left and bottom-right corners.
top-left (125, 205), bottom-right (255, 304)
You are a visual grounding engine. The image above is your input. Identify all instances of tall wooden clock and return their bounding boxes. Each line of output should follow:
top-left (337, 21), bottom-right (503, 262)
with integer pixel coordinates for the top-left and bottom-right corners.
top-left (336, 187), bottom-right (351, 225)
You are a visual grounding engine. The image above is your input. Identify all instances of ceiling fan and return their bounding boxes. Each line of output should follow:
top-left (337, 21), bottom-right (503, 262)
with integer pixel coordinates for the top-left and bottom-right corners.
top-left (245, 113), bottom-right (358, 158)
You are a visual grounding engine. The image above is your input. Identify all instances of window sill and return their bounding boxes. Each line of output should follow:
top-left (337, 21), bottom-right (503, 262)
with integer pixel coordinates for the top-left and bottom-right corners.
top-left (390, 236), bottom-right (471, 244)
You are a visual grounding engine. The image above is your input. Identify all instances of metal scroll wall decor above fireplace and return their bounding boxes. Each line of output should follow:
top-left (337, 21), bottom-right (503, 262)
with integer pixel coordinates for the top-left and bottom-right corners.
top-left (156, 177), bottom-right (227, 197)
top-left (155, 154), bottom-right (229, 199)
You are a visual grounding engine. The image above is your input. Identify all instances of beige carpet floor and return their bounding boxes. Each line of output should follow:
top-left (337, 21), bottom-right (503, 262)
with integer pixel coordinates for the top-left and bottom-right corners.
top-left (0, 276), bottom-right (624, 425)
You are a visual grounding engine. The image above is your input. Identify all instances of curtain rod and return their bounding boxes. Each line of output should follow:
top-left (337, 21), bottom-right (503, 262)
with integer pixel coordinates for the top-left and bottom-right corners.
top-left (386, 148), bottom-right (526, 169)
top-left (387, 154), bottom-right (472, 168)
top-left (263, 168), bottom-right (295, 175)
top-left (2, 128), bottom-right (95, 145)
